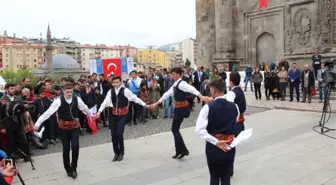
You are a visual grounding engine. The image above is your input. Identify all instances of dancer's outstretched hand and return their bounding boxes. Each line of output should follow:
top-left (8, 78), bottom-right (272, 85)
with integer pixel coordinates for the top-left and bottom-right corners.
top-left (200, 96), bottom-right (213, 103)
top-left (148, 102), bottom-right (160, 109)
top-left (33, 125), bottom-right (39, 132)
top-left (96, 112), bottom-right (101, 119)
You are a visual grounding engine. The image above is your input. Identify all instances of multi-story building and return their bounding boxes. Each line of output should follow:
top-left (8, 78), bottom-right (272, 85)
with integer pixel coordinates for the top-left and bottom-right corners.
top-left (52, 38), bottom-right (81, 63)
top-left (138, 49), bottom-right (170, 69)
top-left (1, 42), bottom-right (57, 71)
top-left (81, 44), bottom-right (121, 71)
top-left (166, 51), bottom-right (183, 68)
top-left (0, 31), bottom-right (24, 68)
top-left (81, 45), bottom-right (139, 71)
top-left (157, 42), bottom-right (181, 52)
top-left (181, 38), bottom-right (197, 68)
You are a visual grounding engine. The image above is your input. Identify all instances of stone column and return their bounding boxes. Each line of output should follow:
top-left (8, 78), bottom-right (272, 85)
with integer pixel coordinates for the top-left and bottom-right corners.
top-left (196, 0), bottom-right (216, 68)
top-left (212, 0), bottom-right (241, 71)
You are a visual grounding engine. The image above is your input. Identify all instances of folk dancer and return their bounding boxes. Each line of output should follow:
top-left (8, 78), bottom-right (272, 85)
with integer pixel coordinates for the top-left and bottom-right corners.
top-left (149, 67), bottom-right (212, 159)
top-left (34, 83), bottom-right (94, 179)
top-left (224, 72), bottom-right (247, 177)
top-left (195, 78), bottom-right (240, 185)
top-left (96, 76), bottom-right (149, 162)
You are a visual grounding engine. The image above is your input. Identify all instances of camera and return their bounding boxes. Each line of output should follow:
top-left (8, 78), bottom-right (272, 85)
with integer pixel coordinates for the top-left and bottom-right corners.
top-left (324, 59), bottom-right (336, 86)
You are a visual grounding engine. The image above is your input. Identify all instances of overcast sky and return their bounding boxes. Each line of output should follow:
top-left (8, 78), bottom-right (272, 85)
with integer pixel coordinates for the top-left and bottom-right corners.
top-left (0, 0), bottom-right (196, 48)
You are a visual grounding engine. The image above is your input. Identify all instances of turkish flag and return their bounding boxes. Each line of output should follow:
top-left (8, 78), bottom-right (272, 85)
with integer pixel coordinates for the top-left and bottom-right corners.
top-left (260, 0), bottom-right (268, 8)
top-left (102, 59), bottom-right (121, 79)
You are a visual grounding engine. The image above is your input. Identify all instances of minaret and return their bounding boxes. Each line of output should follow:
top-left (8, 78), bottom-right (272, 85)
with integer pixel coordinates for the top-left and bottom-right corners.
top-left (45, 24), bottom-right (53, 75)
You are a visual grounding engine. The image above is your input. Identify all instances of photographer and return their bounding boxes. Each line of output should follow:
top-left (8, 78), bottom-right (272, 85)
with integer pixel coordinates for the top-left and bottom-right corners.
top-left (0, 83), bottom-right (30, 162)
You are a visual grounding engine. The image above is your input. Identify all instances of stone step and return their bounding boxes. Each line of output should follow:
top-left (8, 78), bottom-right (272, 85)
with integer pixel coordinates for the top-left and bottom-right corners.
top-left (253, 86), bottom-right (336, 100)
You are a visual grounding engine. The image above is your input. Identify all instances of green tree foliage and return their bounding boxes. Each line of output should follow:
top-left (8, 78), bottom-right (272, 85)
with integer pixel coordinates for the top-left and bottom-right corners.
top-left (0, 69), bottom-right (37, 84)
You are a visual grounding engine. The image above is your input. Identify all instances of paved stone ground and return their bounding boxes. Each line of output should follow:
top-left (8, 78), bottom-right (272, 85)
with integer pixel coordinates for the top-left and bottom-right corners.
top-left (31, 104), bottom-right (270, 156)
top-left (12, 109), bottom-right (336, 185)
top-left (243, 91), bottom-right (336, 113)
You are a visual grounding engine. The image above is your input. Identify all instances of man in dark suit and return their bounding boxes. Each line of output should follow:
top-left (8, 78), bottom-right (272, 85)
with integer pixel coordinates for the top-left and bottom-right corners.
top-left (288, 63), bottom-right (301, 102)
top-left (193, 66), bottom-right (203, 103)
top-left (301, 64), bottom-right (315, 103)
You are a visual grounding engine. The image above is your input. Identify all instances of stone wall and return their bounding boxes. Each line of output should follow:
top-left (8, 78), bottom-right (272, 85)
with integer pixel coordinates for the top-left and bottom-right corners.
top-left (196, 0), bottom-right (336, 70)
top-left (195, 0), bottom-right (216, 68)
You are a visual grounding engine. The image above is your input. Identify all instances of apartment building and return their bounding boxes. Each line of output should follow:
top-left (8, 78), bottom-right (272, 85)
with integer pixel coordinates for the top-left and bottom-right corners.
top-left (138, 49), bottom-right (170, 69)
top-left (1, 42), bottom-right (57, 71)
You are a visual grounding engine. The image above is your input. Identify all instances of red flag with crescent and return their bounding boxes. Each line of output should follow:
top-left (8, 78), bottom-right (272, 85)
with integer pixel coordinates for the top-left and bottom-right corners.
top-left (102, 59), bottom-right (121, 79)
top-left (260, 0), bottom-right (268, 8)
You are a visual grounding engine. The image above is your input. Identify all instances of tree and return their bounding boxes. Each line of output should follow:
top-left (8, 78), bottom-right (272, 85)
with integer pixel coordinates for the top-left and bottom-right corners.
top-left (185, 58), bottom-right (191, 67)
top-left (0, 68), bottom-right (37, 84)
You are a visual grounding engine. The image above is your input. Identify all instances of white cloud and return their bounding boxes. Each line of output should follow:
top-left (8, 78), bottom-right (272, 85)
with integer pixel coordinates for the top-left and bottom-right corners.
top-left (0, 0), bottom-right (196, 47)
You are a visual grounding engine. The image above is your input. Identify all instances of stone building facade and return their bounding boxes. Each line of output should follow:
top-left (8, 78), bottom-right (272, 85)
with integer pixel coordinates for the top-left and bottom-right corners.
top-left (196, 0), bottom-right (336, 70)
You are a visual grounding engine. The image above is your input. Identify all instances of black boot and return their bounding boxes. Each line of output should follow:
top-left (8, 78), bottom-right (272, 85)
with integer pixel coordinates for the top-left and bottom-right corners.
top-left (177, 150), bottom-right (189, 159)
top-left (112, 155), bottom-right (119, 162)
top-left (72, 170), bottom-right (77, 179)
top-left (172, 149), bottom-right (181, 159)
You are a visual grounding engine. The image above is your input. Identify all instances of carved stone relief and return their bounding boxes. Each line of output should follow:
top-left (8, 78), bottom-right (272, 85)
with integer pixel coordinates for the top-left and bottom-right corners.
top-left (332, 0), bottom-right (336, 45)
top-left (286, 8), bottom-right (312, 53)
top-left (315, 0), bottom-right (332, 48)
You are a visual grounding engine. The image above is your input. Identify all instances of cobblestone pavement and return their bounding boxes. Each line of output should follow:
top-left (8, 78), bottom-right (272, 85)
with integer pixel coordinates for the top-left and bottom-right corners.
top-left (31, 104), bottom-right (270, 156)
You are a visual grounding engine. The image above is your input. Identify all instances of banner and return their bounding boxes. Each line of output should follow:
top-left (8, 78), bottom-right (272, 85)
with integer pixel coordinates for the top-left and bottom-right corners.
top-left (96, 58), bottom-right (103, 74)
top-left (127, 57), bottom-right (135, 73)
top-left (102, 58), bottom-right (121, 78)
top-left (0, 76), bottom-right (6, 93)
top-left (89, 60), bottom-right (97, 75)
top-left (121, 57), bottom-right (128, 80)
top-left (260, 0), bottom-right (268, 8)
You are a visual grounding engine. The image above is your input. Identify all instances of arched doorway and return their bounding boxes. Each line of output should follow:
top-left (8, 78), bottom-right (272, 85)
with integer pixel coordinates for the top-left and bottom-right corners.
top-left (256, 32), bottom-right (276, 66)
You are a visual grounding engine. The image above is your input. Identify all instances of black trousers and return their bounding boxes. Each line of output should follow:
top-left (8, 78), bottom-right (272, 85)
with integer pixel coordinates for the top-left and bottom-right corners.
top-left (254, 83), bottom-right (261, 99)
top-left (279, 82), bottom-right (287, 100)
top-left (171, 108), bottom-right (189, 152)
top-left (3, 120), bottom-right (29, 157)
top-left (127, 102), bottom-right (139, 123)
top-left (60, 128), bottom-right (80, 173)
top-left (264, 83), bottom-right (272, 98)
top-left (206, 144), bottom-right (235, 185)
top-left (110, 115), bottom-right (126, 155)
top-left (289, 83), bottom-right (300, 101)
top-left (41, 115), bottom-right (57, 141)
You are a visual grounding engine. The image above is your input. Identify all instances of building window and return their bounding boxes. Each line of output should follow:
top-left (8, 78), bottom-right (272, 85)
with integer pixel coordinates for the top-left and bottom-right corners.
top-left (26, 54), bottom-right (29, 57)
top-left (5, 54), bottom-right (8, 57)
top-left (34, 65), bottom-right (37, 68)
top-left (34, 59), bottom-right (37, 63)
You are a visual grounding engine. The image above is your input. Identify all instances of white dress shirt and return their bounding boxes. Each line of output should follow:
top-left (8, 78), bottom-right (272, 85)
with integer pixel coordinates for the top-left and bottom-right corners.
top-left (158, 78), bottom-right (201, 103)
top-left (195, 96), bottom-right (240, 146)
top-left (224, 86), bottom-right (239, 102)
top-left (98, 86), bottom-right (146, 113)
top-left (35, 96), bottom-right (92, 128)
